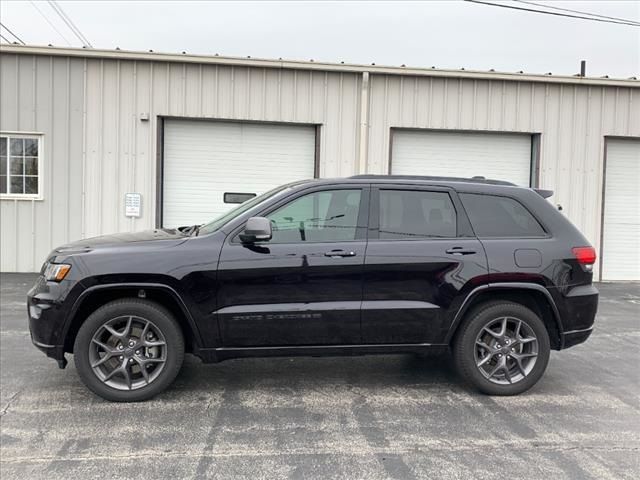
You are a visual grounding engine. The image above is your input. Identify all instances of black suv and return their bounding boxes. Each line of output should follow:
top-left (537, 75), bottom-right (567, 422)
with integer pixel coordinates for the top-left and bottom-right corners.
top-left (28, 175), bottom-right (598, 401)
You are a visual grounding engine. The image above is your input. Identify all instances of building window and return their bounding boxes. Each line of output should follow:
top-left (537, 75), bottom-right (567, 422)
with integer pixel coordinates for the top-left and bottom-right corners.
top-left (0, 135), bottom-right (41, 197)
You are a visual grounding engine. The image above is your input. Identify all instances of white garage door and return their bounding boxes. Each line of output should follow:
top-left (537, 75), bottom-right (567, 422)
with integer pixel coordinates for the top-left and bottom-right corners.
top-left (602, 138), bottom-right (640, 281)
top-left (163, 120), bottom-right (316, 228)
top-left (391, 130), bottom-right (532, 186)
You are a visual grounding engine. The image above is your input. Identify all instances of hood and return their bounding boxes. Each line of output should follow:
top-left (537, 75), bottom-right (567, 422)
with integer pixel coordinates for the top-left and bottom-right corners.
top-left (53, 228), bottom-right (189, 254)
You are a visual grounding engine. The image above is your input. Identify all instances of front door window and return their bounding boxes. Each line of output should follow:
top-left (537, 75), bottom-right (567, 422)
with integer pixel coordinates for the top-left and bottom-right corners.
top-left (267, 189), bottom-right (363, 243)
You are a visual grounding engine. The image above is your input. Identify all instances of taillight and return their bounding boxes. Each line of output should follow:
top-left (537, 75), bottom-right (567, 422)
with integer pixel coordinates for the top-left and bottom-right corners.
top-left (572, 246), bottom-right (597, 271)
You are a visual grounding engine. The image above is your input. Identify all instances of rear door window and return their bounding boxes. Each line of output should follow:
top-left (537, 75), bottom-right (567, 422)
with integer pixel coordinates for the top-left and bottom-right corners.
top-left (379, 189), bottom-right (457, 239)
top-left (459, 193), bottom-right (546, 237)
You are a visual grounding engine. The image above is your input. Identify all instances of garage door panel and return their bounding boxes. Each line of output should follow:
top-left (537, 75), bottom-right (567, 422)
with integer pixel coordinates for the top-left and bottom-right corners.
top-left (391, 130), bottom-right (532, 187)
top-left (163, 120), bottom-right (315, 228)
top-left (602, 139), bottom-right (640, 281)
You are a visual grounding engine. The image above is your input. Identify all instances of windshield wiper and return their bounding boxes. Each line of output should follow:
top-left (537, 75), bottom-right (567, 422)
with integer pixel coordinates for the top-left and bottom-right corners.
top-left (179, 224), bottom-right (201, 236)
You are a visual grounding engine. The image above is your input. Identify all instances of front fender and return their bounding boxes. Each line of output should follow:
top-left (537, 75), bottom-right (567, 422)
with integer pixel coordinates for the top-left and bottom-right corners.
top-left (63, 282), bottom-right (204, 349)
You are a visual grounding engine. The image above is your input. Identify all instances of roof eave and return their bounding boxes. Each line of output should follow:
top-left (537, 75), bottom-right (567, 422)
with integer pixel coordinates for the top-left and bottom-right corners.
top-left (1, 44), bottom-right (638, 88)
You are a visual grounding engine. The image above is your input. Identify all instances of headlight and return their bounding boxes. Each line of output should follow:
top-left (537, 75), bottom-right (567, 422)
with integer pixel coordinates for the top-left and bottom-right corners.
top-left (43, 263), bottom-right (71, 282)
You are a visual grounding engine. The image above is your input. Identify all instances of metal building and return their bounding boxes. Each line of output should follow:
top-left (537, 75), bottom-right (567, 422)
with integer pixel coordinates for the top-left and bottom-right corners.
top-left (0, 44), bottom-right (638, 279)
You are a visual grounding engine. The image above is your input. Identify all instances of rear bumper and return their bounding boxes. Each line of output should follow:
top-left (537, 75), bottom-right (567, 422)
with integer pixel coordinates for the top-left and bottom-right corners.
top-left (560, 326), bottom-right (594, 349)
top-left (556, 284), bottom-right (598, 349)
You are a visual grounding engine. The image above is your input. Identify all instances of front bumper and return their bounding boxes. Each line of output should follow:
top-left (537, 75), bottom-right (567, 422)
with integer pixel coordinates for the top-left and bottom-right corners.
top-left (27, 275), bottom-right (71, 368)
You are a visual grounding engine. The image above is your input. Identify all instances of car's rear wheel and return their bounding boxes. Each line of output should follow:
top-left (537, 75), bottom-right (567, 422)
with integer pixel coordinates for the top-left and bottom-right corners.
top-left (74, 299), bottom-right (184, 402)
top-left (453, 301), bottom-right (550, 395)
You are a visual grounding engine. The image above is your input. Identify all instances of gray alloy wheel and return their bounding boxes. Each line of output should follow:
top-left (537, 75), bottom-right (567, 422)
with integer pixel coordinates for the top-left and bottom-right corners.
top-left (473, 316), bottom-right (539, 385)
top-left (74, 298), bottom-right (184, 402)
top-left (89, 315), bottom-right (168, 391)
top-left (453, 301), bottom-right (550, 396)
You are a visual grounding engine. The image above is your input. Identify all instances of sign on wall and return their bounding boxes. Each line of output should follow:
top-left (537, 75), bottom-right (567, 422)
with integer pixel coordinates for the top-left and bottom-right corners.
top-left (125, 193), bottom-right (142, 217)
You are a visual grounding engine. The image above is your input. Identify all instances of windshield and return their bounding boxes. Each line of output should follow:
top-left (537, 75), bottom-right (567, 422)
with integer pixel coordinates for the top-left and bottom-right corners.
top-left (197, 182), bottom-right (302, 235)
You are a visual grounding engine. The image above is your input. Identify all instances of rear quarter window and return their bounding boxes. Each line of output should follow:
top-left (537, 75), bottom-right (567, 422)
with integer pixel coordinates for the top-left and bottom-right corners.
top-left (459, 193), bottom-right (546, 238)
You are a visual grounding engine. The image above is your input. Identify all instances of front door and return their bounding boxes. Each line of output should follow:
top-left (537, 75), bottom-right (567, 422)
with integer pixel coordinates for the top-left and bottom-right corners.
top-left (362, 185), bottom-right (488, 344)
top-left (217, 186), bottom-right (369, 346)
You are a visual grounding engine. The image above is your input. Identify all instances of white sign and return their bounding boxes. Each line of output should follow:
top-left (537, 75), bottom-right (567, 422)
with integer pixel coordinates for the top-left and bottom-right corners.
top-left (125, 193), bottom-right (142, 217)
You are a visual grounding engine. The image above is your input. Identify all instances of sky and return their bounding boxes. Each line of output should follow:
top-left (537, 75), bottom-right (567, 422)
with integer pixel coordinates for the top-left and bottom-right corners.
top-left (1, 0), bottom-right (639, 78)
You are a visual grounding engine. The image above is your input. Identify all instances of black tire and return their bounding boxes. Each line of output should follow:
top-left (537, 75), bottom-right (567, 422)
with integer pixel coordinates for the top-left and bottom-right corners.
top-left (74, 298), bottom-right (185, 402)
top-left (453, 301), bottom-right (550, 396)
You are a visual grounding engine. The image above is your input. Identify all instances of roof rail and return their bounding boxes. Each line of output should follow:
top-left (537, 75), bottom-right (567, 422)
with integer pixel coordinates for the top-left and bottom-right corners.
top-left (349, 174), bottom-right (516, 186)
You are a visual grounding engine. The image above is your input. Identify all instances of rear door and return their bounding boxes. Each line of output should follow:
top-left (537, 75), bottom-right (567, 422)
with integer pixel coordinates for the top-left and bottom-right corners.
top-left (361, 185), bottom-right (488, 344)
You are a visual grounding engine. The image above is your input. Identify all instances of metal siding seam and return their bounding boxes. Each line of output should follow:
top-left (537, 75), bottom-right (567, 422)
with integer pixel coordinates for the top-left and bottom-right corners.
top-left (215, 65), bottom-right (220, 117)
top-left (500, 80), bottom-right (506, 130)
top-left (597, 88), bottom-right (606, 274)
top-left (131, 61), bottom-right (138, 231)
top-left (322, 72), bottom-right (328, 176)
top-left (32, 56), bottom-right (36, 128)
top-left (412, 77), bottom-right (418, 126)
top-left (81, 58), bottom-right (87, 238)
top-left (96, 60), bottom-right (104, 235)
top-left (14, 199), bottom-right (18, 271)
top-left (338, 73), bottom-right (343, 175)
top-left (31, 199), bottom-right (35, 270)
top-left (246, 67), bottom-right (251, 120)
top-left (583, 86), bottom-right (592, 233)
top-left (384, 76), bottom-right (389, 172)
top-left (428, 77), bottom-right (433, 128)
top-left (293, 70), bottom-right (297, 121)
top-left (199, 64), bottom-right (203, 117)
top-left (516, 82), bottom-right (521, 130)
top-left (614, 88), bottom-right (620, 133)
top-left (32, 56), bottom-right (37, 269)
top-left (15, 55), bottom-right (20, 127)
top-left (629, 89), bottom-right (633, 136)
top-left (486, 81), bottom-right (491, 129)
top-left (353, 74), bottom-right (359, 173)
top-left (278, 69), bottom-right (282, 120)
top-left (48, 57), bottom-right (54, 266)
top-left (530, 83), bottom-right (535, 131)
top-left (555, 85), bottom-right (563, 202)
top-left (65, 58), bottom-right (70, 244)
top-left (261, 68), bottom-right (266, 119)
top-left (457, 79), bottom-right (463, 127)
top-left (443, 78), bottom-right (448, 128)
top-left (182, 63), bottom-right (186, 117)
top-left (166, 63), bottom-right (170, 115)
top-left (569, 86), bottom-right (578, 224)
top-left (115, 60), bottom-right (120, 231)
top-left (399, 76), bottom-right (404, 124)
top-left (230, 66), bottom-right (235, 118)
top-left (472, 80), bottom-right (477, 129)
top-left (148, 62), bottom-right (154, 227)
top-left (308, 71), bottom-right (313, 120)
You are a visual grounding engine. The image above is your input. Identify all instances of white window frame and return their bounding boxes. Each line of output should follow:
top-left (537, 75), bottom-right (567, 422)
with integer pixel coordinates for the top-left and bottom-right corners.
top-left (0, 132), bottom-right (44, 200)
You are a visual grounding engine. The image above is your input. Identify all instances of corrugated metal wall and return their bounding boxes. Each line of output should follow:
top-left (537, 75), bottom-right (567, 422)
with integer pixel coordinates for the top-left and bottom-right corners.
top-left (366, 75), bottom-right (640, 267)
top-left (0, 54), bottom-right (84, 272)
top-left (1, 50), bottom-right (639, 275)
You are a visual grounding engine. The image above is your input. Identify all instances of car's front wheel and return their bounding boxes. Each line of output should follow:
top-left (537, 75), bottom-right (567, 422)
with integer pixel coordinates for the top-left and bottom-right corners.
top-left (74, 299), bottom-right (184, 402)
top-left (453, 301), bottom-right (550, 395)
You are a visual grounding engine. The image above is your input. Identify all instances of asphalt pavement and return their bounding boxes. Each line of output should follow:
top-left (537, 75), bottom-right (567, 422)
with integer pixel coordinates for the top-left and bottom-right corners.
top-left (1, 273), bottom-right (639, 479)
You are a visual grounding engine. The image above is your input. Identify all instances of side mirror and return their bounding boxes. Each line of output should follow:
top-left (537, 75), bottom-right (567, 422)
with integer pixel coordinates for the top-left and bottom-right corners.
top-left (239, 216), bottom-right (272, 243)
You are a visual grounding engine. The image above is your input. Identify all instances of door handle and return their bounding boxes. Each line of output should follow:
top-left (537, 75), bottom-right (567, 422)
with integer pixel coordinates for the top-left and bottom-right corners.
top-left (445, 247), bottom-right (477, 255)
top-left (324, 250), bottom-right (356, 258)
